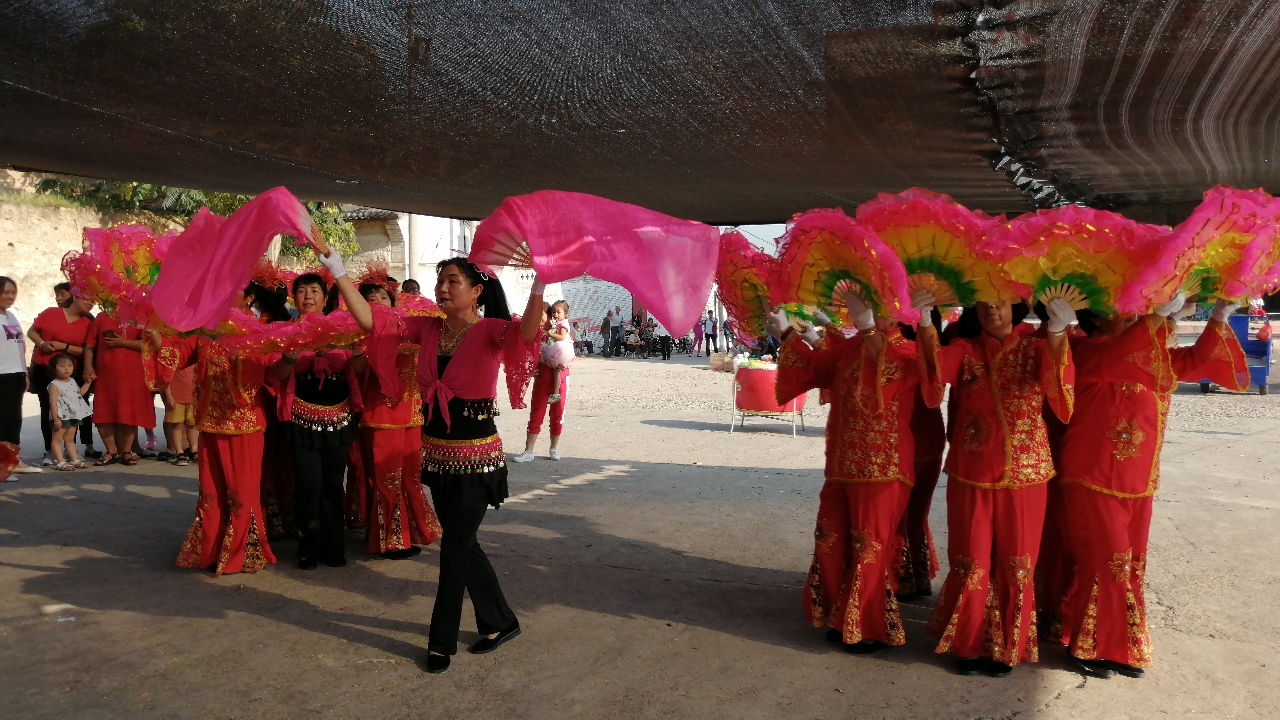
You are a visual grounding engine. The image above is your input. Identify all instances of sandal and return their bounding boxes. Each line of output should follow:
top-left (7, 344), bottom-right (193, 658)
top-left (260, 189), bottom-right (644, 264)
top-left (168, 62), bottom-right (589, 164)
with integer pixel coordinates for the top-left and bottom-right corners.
top-left (93, 452), bottom-right (117, 466)
top-left (56, 462), bottom-right (75, 472)
top-left (121, 452), bottom-right (140, 466)
top-left (156, 451), bottom-right (172, 462)
top-left (73, 460), bottom-right (88, 469)
top-left (173, 456), bottom-right (189, 467)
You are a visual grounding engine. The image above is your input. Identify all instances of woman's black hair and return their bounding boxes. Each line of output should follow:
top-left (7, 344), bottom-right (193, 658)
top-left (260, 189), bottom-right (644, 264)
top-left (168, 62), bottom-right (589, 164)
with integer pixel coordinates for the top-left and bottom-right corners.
top-left (244, 281), bottom-right (290, 323)
top-left (954, 301), bottom-right (1029, 339)
top-left (1075, 308), bottom-right (1102, 337)
top-left (0, 275), bottom-right (15, 294)
top-left (359, 282), bottom-right (397, 307)
top-left (435, 257), bottom-right (512, 321)
top-left (292, 273), bottom-right (328, 297)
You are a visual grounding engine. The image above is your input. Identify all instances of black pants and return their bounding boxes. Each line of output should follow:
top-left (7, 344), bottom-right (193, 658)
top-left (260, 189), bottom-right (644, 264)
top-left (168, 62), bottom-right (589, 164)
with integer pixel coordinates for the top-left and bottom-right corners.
top-left (30, 365), bottom-right (93, 452)
top-left (706, 334), bottom-right (719, 353)
top-left (427, 494), bottom-right (517, 655)
top-left (291, 442), bottom-right (349, 562)
top-left (0, 372), bottom-right (25, 446)
top-left (611, 329), bottom-right (624, 357)
top-left (659, 336), bottom-right (672, 360)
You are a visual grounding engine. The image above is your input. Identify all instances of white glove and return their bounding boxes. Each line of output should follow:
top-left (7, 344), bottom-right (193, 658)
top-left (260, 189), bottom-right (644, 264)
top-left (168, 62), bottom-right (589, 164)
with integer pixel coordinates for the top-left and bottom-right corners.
top-left (317, 249), bottom-right (347, 280)
top-left (843, 292), bottom-right (875, 331)
top-left (1154, 292), bottom-right (1186, 318)
top-left (910, 289), bottom-right (936, 326)
top-left (1212, 299), bottom-right (1239, 322)
top-left (812, 308), bottom-right (833, 328)
top-left (799, 324), bottom-right (823, 345)
top-left (764, 308), bottom-right (789, 338)
top-left (531, 277), bottom-right (546, 295)
top-left (1045, 297), bottom-right (1077, 333)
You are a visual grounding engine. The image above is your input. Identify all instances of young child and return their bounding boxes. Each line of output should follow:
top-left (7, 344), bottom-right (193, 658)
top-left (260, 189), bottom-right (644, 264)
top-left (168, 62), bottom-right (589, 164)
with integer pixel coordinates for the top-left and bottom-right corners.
top-left (46, 353), bottom-right (92, 471)
top-left (514, 301), bottom-right (575, 463)
top-left (541, 300), bottom-right (574, 404)
top-left (162, 364), bottom-right (196, 466)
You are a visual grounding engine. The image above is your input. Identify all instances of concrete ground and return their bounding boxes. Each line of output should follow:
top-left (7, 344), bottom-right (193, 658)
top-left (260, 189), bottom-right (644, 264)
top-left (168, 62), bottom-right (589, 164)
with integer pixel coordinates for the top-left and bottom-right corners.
top-left (2, 349), bottom-right (1278, 719)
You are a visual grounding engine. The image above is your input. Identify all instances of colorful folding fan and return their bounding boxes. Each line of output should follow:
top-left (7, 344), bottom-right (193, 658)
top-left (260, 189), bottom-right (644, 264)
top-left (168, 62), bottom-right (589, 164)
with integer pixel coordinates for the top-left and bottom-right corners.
top-left (1162, 186), bottom-right (1280, 303)
top-left (981, 206), bottom-right (1170, 316)
top-left (771, 209), bottom-right (919, 326)
top-left (715, 230), bottom-right (777, 339)
top-left (855, 188), bottom-right (1017, 306)
top-left (60, 224), bottom-right (179, 325)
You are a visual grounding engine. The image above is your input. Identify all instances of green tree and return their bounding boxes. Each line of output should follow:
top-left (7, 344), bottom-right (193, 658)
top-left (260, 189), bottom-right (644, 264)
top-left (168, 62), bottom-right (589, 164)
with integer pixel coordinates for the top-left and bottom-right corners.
top-left (35, 178), bottom-right (360, 260)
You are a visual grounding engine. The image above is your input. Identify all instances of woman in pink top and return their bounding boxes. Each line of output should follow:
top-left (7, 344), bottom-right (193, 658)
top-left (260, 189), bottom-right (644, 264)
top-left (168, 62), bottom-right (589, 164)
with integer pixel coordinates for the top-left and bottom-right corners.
top-left (326, 252), bottom-right (543, 675)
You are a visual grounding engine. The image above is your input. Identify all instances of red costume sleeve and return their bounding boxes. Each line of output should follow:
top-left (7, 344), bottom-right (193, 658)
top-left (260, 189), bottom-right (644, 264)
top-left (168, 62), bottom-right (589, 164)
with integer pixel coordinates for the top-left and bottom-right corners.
top-left (775, 331), bottom-right (842, 404)
top-left (1038, 332), bottom-right (1075, 423)
top-left (1170, 317), bottom-right (1250, 391)
top-left (490, 317), bottom-right (541, 410)
top-left (140, 335), bottom-right (198, 391)
top-left (916, 326), bottom-right (964, 408)
top-left (363, 303), bottom-right (408, 405)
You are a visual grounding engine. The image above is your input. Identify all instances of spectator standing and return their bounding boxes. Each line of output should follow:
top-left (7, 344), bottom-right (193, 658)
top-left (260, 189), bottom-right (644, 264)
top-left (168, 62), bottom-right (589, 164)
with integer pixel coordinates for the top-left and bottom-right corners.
top-left (693, 316), bottom-right (705, 356)
top-left (702, 311), bottom-right (719, 354)
top-left (27, 290), bottom-right (95, 464)
top-left (84, 314), bottom-right (156, 466)
top-left (657, 322), bottom-right (672, 360)
top-left (600, 311), bottom-right (613, 357)
top-left (722, 318), bottom-right (735, 350)
top-left (402, 279), bottom-right (421, 296)
top-left (611, 305), bottom-right (626, 357)
top-left (0, 276), bottom-right (41, 475)
top-left (46, 353), bottom-right (92, 470)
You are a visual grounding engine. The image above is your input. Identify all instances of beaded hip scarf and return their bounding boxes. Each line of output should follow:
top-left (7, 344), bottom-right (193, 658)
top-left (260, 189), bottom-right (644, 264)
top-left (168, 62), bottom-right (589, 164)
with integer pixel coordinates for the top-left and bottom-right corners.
top-left (291, 398), bottom-right (353, 432)
top-left (422, 434), bottom-right (506, 474)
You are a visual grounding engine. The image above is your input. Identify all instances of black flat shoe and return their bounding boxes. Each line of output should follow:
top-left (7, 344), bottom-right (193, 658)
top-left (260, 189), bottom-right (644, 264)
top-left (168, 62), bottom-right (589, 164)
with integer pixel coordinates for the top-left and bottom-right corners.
top-left (1073, 658), bottom-right (1114, 678)
top-left (846, 640), bottom-right (886, 655)
top-left (323, 557), bottom-right (347, 568)
top-left (957, 658), bottom-right (985, 676)
top-left (425, 653), bottom-right (450, 674)
top-left (468, 622), bottom-right (521, 655)
top-left (895, 591), bottom-right (920, 601)
top-left (916, 587), bottom-right (933, 597)
top-left (1108, 661), bottom-right (1145, 678)
top-left (298, 557), bottom-right (318, 570)
top-left (407, 545), bottom-right (423, 557)
top-left (824, 628), bottom-right (843, 644)
top-left (384, 548), bottom-right (417, 560)
top-left (988, 662), bottom-right (1013, 678)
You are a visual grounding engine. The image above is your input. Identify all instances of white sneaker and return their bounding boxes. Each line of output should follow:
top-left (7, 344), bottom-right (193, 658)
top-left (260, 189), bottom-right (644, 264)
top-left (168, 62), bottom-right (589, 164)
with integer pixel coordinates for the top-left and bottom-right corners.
top-left (549, 449), bottom-right (561, 461)
top-left (512, 451), bottom-right (535, 463)
top-left (42, 453), bottom-right (55, 466)
top-left (13, 465), bottom-right (43, 474)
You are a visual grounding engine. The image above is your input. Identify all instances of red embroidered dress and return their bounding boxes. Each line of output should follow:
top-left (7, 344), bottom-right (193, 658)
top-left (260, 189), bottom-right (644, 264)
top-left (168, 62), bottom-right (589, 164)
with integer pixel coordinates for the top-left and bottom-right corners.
top-left (918, 322), bottom-right (1074, 666)
top-left (1057, 316), bottom-right (1246, 668)
top-left (776, 328), bottom-right (921, 645)
top-left (356, 345), bottom-right (443, 553)
top-left (896, 391), bottom-right (945, 597)
top-left (144, 337), bottom-right (275, 576)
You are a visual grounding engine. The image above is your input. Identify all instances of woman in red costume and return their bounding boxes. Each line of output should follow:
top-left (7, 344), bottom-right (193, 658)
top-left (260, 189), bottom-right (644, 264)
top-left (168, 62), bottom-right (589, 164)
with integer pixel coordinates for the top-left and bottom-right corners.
top-left (1056, 295), bottom-right (1247, 679)
top-left (915, 294), bottom-right (1077, 677)
top-left (143, 287), bottom-right (276, 576)
top-left (83, 314), bottom-right (155, 466)
top-left (353, 276), bottom-right (443, 558)
top-left (767, 294), bottom-right (922, 655)
top-left (331, 252), bottom-right (542, 675)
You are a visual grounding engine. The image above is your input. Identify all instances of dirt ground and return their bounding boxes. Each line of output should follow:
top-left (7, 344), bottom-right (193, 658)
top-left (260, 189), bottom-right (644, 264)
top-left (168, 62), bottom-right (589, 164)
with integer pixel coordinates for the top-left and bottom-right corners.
top-left (2, 349), bottom-right (1278, 719)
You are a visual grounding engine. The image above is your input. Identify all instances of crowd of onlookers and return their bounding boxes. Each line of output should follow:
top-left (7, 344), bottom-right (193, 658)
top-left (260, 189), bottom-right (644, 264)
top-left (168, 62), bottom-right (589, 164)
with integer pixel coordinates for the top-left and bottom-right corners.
top-left (583, 306), bottom-right (747, 361)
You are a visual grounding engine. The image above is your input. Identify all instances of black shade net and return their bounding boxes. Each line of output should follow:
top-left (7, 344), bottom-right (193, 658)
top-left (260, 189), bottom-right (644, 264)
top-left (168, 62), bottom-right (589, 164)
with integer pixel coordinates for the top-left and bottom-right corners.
top-left (1, 1), bottom-right (1277, 224)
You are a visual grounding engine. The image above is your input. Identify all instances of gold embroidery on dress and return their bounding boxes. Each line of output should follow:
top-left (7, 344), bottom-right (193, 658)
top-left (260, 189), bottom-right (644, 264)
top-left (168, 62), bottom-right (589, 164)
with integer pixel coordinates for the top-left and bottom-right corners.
top-left (960, 416), bottom-right (990, 452)
top-left (176, 512), bottom-right (205, 568)
top-left (1073, 578), bottom-right (1100, 660)
top-left (813, 518), bottom-right (838, 555)
top-left (1109, 549), bottom-right (1134, 583)
top-left (242, 511), bottom-right (266, 572)
top-left (1108, 420), bottom-right (1146, 461)
top-left (983, 574), bottom-right (1006, 662)
top-left (805, 558), bottom-right (826, 628)
top-left (884, 579), bottom-right (906, 646)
